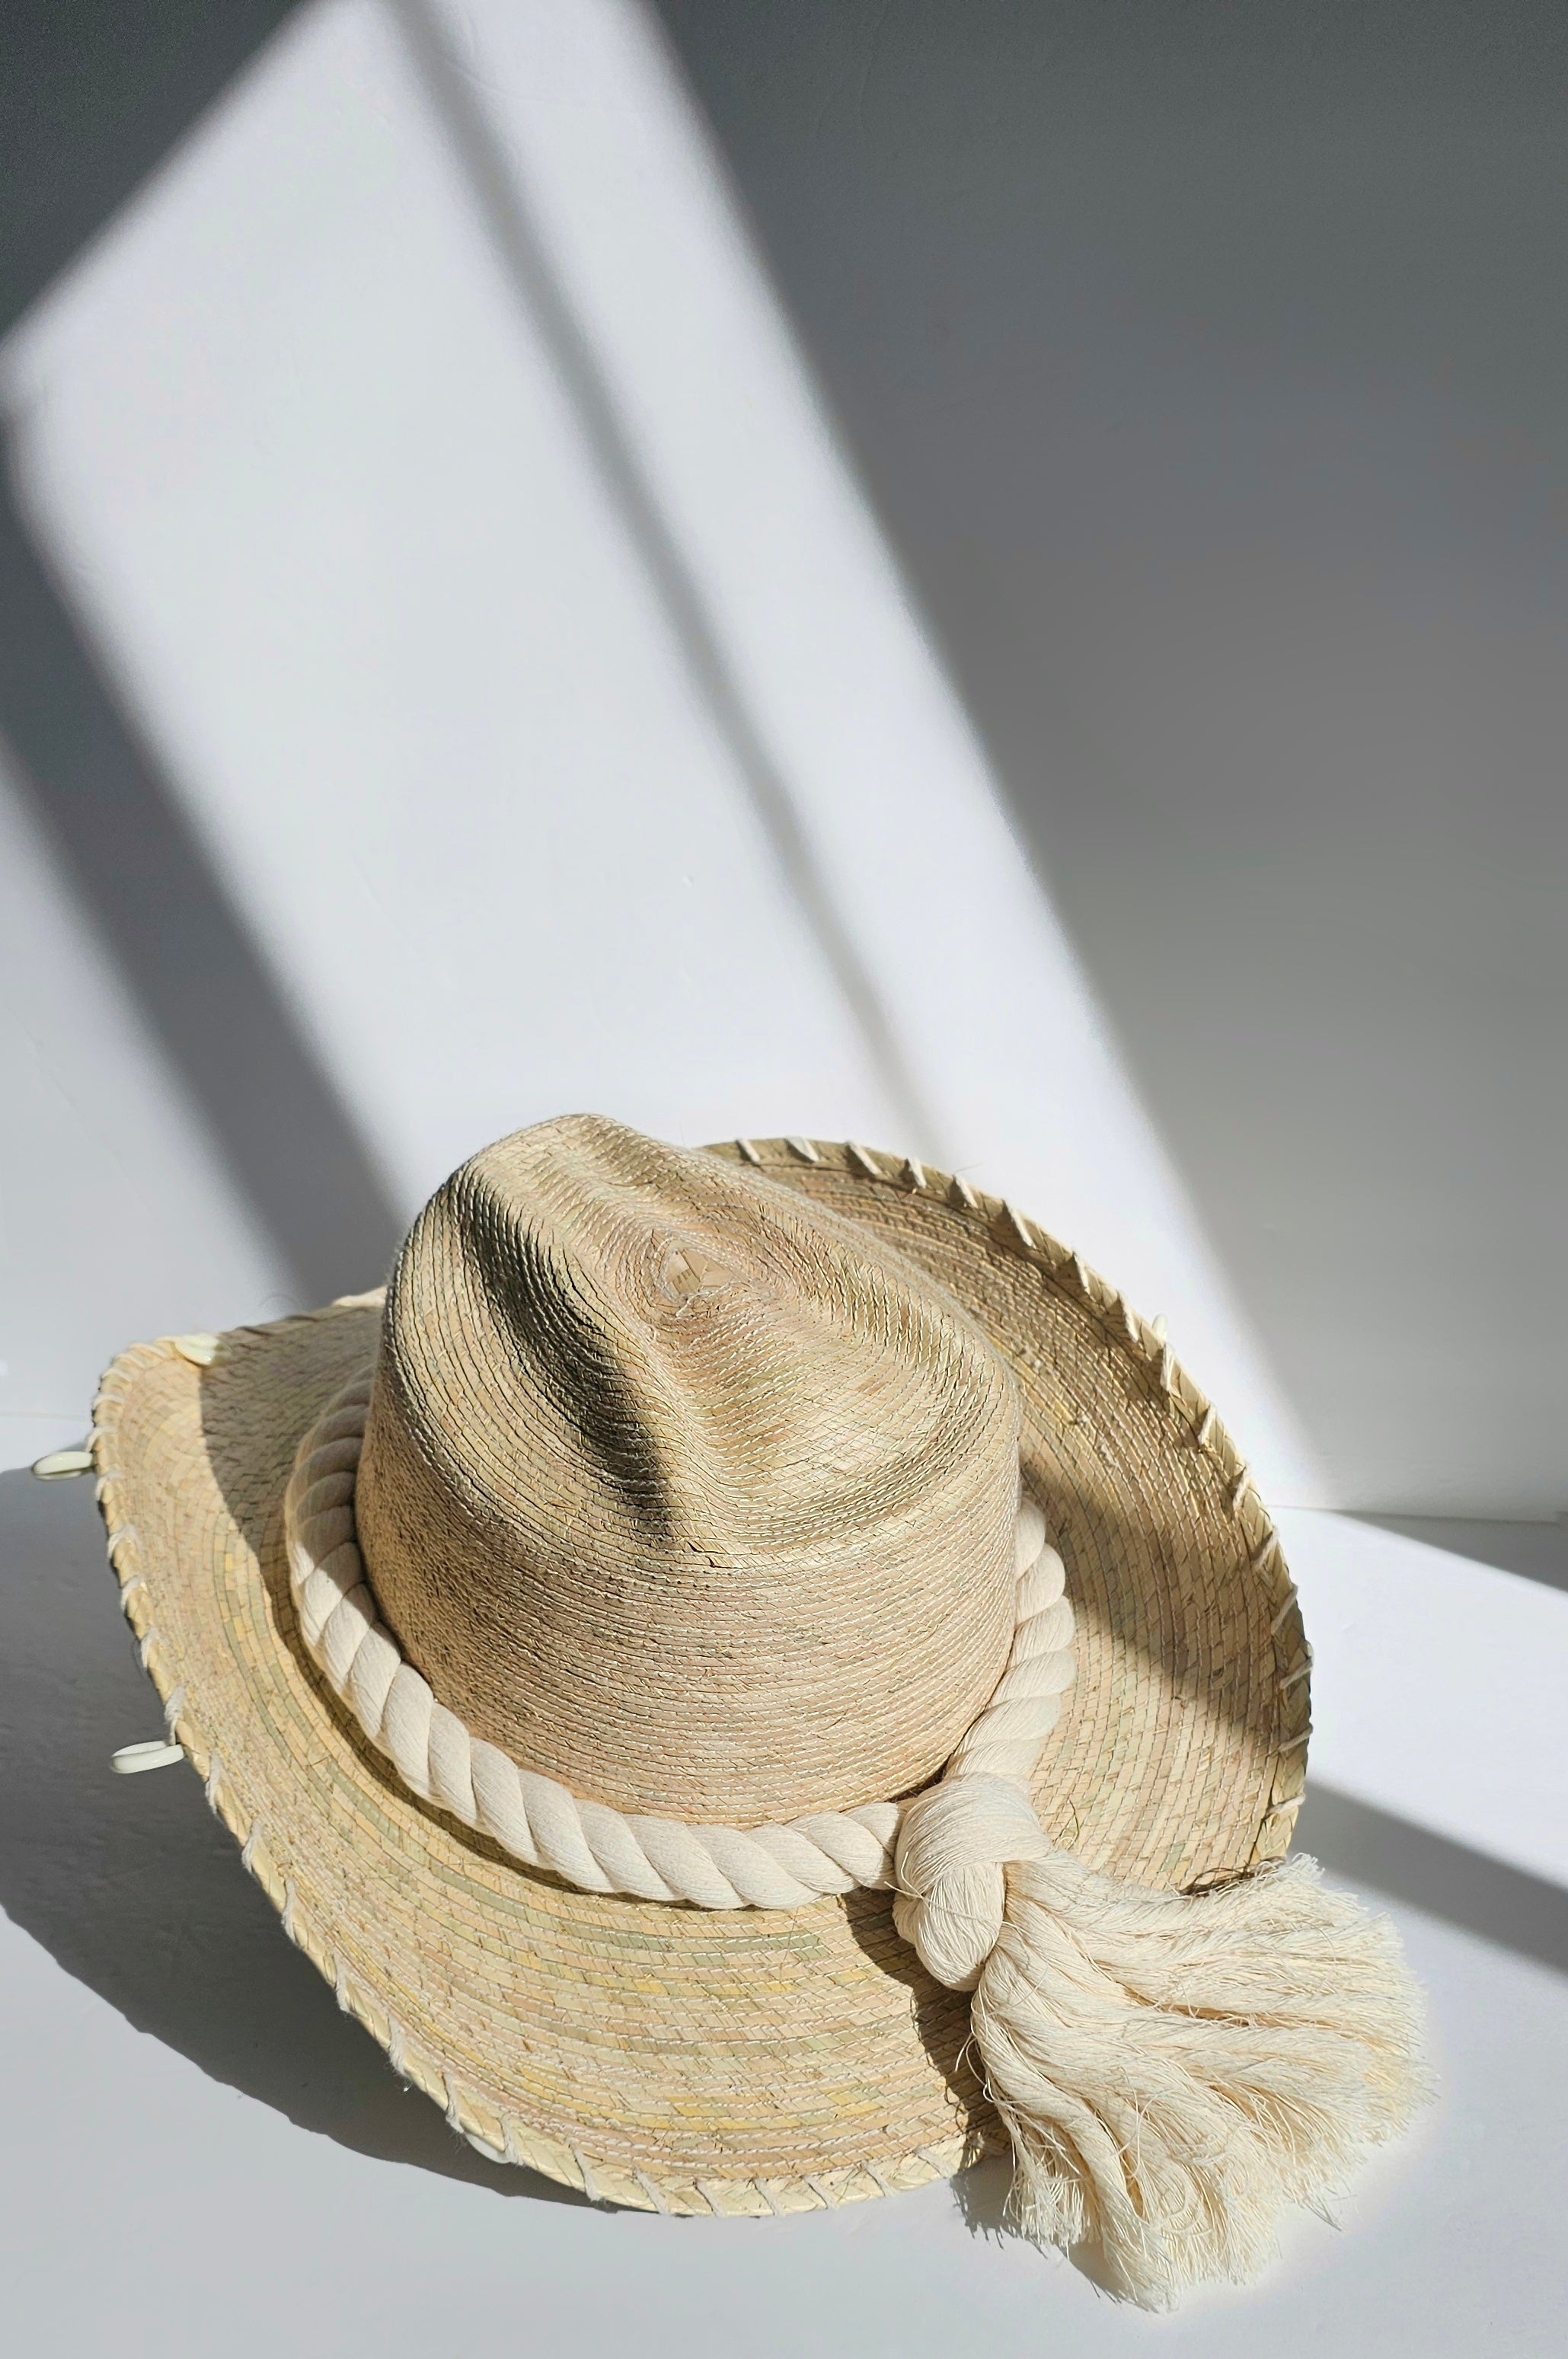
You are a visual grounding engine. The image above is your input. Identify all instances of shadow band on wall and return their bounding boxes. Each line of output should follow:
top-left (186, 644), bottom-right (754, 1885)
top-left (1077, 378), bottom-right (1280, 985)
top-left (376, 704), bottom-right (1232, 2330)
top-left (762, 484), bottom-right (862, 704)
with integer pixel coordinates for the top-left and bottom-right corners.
top-left (0, 0), bottom-right (302, 339)
top-left (648, 0), bottom-right (1568, 1519)
top-left (0, 451), bottom-right (404, 1304)
top-left (386, 0), bottom-right (944, 1165)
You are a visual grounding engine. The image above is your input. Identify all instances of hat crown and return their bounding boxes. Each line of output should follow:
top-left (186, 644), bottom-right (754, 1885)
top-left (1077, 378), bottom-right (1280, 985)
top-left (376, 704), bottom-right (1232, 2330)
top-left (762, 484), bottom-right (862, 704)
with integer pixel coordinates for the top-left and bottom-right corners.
top-left (355, 1116), bottom-right (1020, 1819)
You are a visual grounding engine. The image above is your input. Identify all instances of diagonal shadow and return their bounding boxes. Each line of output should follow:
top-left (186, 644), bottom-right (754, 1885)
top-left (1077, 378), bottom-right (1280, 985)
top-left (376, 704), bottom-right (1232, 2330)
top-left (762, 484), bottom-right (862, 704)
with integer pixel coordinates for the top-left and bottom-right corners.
top-left (0, 0), bottom-right (303, 339)
top-left (1357, 1515), bottom-right (1568, 1599)
top-left (0, 448), bottom-right (404, 1304)
top-left (0, 1464), bottom-right (582, 2201)
top-left (1295, 1782), bottom-right (1568, 1978)
top-left (648, 0), bottom-right (1568, 1525)
top-left (386, 0), bottom-right (945, 1164)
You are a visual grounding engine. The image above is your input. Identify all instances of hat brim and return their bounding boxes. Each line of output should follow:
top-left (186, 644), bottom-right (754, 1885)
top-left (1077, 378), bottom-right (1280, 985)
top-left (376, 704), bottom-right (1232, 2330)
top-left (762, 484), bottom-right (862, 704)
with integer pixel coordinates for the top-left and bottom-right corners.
top-left (92, 1137), bottom-right (1307, 2216)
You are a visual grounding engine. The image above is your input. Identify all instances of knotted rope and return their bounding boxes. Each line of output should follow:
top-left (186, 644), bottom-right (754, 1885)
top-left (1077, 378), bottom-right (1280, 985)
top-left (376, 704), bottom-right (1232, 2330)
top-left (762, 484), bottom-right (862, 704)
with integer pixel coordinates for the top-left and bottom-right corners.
top-left (285, 1371), bottom-right (1427, 2305)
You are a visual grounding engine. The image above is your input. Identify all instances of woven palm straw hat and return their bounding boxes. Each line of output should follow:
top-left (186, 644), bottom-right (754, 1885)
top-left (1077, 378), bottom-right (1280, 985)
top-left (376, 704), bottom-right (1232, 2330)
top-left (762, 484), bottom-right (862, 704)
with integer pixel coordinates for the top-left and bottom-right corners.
top-left (89, 1116), bottom-right (1423, 2303)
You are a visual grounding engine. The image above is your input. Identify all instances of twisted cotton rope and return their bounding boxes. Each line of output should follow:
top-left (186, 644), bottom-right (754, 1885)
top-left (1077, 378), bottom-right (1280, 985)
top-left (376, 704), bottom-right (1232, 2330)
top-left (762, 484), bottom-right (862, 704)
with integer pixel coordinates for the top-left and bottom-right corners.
top-left (284, 1368), bottom-right (1425, 2306)
top-left (283, 1369), bottom-right (1076, 1911)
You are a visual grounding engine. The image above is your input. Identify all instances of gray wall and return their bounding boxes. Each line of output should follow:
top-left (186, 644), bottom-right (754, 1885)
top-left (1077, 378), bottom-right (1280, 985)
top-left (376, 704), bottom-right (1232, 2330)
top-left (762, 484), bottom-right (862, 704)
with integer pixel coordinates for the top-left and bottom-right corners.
top-left (654, 0), bottom-right (1568, 1515)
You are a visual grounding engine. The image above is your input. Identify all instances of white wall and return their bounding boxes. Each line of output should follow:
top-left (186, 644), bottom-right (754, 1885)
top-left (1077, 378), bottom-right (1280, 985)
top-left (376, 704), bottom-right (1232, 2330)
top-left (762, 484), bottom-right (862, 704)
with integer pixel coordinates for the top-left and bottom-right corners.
top-left (654, 0), bottom-right (1568, 1520)
top-left (0, 758), bottom-right (286, 1470)
top-left (2, 0), bottom-right (1561, 1878)
top-left (7, 0), bottom-right (1562, 1518)
top-left (0, 0), bottom-right (1319, 1502)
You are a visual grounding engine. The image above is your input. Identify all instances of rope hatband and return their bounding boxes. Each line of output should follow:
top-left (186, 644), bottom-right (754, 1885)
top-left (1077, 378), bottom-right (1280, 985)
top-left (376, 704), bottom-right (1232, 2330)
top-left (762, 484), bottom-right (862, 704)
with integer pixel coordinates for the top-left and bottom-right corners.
top-left (283, 1370), bottom-right (1075, 1910)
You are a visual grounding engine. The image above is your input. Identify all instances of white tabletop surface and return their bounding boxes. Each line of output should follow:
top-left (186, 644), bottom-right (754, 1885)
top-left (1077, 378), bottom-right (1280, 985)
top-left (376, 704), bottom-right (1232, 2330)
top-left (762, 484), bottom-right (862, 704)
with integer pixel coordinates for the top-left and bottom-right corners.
top-left (5, 1450), bottom-right (1566, 2358)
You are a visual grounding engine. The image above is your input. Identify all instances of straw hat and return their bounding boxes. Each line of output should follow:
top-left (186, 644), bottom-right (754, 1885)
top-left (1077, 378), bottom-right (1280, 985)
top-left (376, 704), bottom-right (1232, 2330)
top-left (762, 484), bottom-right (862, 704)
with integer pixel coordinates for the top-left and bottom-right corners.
top-left (87, 1116), bottom-right (1425, 2303)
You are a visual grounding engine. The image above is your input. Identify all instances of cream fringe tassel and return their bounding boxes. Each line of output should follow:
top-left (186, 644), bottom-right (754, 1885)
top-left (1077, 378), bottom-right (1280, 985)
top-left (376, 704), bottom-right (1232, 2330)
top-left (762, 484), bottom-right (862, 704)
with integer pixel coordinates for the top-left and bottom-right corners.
top-left (289, 1378), bottom-right (1428, 2303)
top-left (896, 1774), bottom-right (1429, 2306)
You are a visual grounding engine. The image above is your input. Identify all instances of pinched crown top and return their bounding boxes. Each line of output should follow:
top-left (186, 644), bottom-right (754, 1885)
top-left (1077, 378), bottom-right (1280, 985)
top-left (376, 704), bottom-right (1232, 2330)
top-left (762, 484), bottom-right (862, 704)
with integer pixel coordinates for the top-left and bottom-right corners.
top-left (354, 1116), bottom-right (1020, 1819)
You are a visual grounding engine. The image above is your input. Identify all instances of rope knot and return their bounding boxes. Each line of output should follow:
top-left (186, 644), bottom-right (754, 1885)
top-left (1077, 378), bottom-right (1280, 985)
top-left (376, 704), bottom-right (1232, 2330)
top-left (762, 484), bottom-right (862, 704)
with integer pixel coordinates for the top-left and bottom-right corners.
top-left (893, 1773), bottom-right (1051, 1990)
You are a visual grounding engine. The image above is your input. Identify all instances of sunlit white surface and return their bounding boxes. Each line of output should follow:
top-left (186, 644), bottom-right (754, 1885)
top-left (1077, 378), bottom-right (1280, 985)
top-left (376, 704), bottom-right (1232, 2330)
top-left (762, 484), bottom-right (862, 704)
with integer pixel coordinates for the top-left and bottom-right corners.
top-left (0, 1831), bottom-right (1560, 2359)
top-left (0, 1464), bottom-right (1561, 2359)
top-left (1283, 1508), bottom-right (1568, 1888)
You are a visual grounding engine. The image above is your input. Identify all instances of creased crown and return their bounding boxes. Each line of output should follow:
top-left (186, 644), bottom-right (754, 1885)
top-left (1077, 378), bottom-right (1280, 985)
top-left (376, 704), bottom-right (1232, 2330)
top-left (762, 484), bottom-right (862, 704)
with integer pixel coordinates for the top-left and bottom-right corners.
top-left (354, 1116), bottom-right (1020, 1821)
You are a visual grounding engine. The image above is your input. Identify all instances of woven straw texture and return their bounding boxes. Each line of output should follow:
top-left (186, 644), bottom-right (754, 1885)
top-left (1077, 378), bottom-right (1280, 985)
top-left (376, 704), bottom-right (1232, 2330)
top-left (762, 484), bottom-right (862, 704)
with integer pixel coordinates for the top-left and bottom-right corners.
top-left (356, 1119), bottom-right (1021, 1821)
top-left (91, 1134), bottom-right (1308, 2216)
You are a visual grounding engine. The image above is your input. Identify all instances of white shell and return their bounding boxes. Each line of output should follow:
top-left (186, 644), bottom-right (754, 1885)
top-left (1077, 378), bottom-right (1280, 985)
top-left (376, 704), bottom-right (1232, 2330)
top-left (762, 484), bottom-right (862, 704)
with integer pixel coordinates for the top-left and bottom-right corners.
top-left (32, 1448), bottom-right (93, 1479)
top-left (110, 1740), bottom-right (184, 1775)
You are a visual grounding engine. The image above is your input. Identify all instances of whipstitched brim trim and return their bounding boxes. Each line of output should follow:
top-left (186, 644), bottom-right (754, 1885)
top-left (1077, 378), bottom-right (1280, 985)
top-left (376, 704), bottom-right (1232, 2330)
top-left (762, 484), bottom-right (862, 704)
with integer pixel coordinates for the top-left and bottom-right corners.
top-left (91, 1138), bottom-right (1308, 2212)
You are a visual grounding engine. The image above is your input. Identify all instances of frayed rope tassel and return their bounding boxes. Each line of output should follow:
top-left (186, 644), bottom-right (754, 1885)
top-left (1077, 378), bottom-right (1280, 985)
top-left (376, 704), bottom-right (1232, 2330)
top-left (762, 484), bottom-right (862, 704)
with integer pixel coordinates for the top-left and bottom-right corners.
top-left (895, 1775), bottom-right (1430, 2308)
